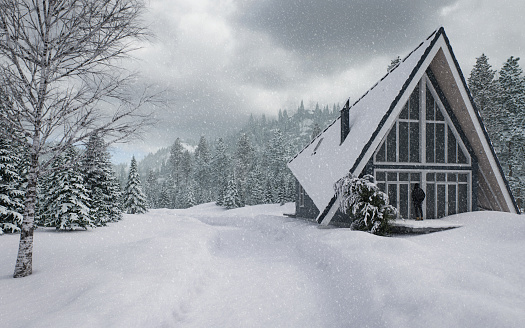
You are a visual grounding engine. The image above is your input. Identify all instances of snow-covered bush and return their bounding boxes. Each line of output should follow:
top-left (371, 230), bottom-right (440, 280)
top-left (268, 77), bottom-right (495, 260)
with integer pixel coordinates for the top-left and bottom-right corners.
top-left (334, 173), bottom-right (397, 235)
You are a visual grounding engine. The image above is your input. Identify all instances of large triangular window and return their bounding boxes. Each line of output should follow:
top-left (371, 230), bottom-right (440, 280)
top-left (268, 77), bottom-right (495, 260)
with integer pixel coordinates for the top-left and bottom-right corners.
top-left (374, 74), bottom-right (470, 165)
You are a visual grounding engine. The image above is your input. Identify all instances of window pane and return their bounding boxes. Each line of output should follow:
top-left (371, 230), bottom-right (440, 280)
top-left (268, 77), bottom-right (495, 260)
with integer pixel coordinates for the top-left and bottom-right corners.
top-left (411, 173), bottom-right (421, 181)
top-left (426, 183), bottom-right (435, 219)
top-left (388, 184), bottom-right (398, 208)
top-left (447, 126), bottom-right (457, 163)
top-left (399, 122), bottom-right (409, 162)
top-left (426, 123), bottom-right (435, 163)
top-left (376, 171), bottom-right (386, 181)
top-left (436, 123), bottom-right (445, 163)
top-left (458, 184), bottom-right (468, 213)
top-left (410, 122), bottom-right (420, 162)
top-left (448, 184), bottom-right (457, 216)
top-left (436, 104), bottom-right (445, 121)
top-left (377, 183), bottom-right (386, 192)
top-left (387, 172), bottom-right (397, 181)
top-left (458, 173), bottom-right (468, 182)
top-left (448, 173), bottom-right (457, 182)
top-left (400, 184), bottom-right (408, 219)
top-left (458, 146), bottom-right (468, 164)
top-left (387, 126), bottom-right (397, 162)
top-left (437, 184), bottom-right (446, 218)
top-left (376, 142), bottom-right (386, 162)
top-left (399, 172), bottom-right (409, 181)
top-left (410, 84), bottom-right (419, 120)
top-left (426, 173), bottom-right (435, 181)
top-left (437, 173), bottom-right (446, 181)
top-left (426, 87), bottom-right (435, 121)
top-left (400, 103), bottom-right (408, 119)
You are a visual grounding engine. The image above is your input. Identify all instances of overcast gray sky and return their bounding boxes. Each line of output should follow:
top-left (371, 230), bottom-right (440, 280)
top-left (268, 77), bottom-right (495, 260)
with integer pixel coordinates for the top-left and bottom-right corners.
top-left (112, 0), bottom-right (525, 163)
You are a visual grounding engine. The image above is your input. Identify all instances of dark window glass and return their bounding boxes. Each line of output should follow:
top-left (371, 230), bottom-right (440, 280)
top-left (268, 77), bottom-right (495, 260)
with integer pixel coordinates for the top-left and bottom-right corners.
top-left (427, 173), bottom-right (435, 181)
top-left (448, 173), bottom-right (457, 182)
top-left (387, 172), bottom-right (397, 181)
top-left (437, 173), bottom-right (446, 181)
top-left (437, 184), bottom-right (446, 218)
top-left (378, 183), bottom-right (386, 192)
top-left (400, 103), bottom-right (408, 119)
top-left (458, 146), bottom-right (468, 164)
top-left (447, 127), bottom-right (457, 163)
top-left (458, 184), bottom-right (468, 213)
top-left (376, 171), bottom-right (386, 181)
top-left (399, 172), bottom-right (409, 181)
top-left (426, 123), bottom-right (435, 163)
top-left (448, 184), bottom-right (457, 215)
top-left (376, 142), bottom-right (386, 162)
top-left (436, 105), bottom-right (445, 121)
top-left (410, 122), bottom-right (420, 162)
top-left (400, 184), bottom-right (408, 219)
top-left (411, 173), bottom-right (421, 181)
top-left (388, 184), bottom-right (398, 208)
top-left (426, 183), bottom-right (435, 219)
top-left (426, 87), bottom-right (435, 121)
top-left (399, 122), bottom-right (409, 162)
top-left (458, 173), bottom-right (468, 182)
top-left (409, 85), bottom-right (419, 120)
top-left (436, 123), bottom-right (445, 163)
top-left (387, 126), bottom-right (397, 162)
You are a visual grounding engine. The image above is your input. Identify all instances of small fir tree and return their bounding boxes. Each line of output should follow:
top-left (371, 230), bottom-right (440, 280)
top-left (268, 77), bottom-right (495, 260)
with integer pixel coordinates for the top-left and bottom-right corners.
top-left (123, 156), bottom-right (148, 214)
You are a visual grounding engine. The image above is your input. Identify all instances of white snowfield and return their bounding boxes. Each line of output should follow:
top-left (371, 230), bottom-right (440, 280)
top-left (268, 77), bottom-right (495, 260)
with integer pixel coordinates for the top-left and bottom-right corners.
top-left (1, 203), bottom-right (525, 328)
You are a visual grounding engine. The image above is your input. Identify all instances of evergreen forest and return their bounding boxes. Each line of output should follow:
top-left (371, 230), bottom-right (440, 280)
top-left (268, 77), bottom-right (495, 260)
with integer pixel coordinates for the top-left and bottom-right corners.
top-left (3, 54), bottom-right (525, 235)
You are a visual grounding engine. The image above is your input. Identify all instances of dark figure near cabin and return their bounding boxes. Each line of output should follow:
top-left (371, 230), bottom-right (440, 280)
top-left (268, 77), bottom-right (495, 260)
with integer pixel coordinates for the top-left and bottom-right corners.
top-left (412, 183), bottom-right (426, 221)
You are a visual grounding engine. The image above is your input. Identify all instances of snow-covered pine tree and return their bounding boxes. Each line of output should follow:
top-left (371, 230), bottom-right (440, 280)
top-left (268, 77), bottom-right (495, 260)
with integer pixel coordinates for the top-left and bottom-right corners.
top-left (169, 138), bottom-right (184, 187)
top-left (183, 181), bottom-right (197, 208)
top-left (194, 136), bottom-right (212, 203)
top-left (41, 147), bottom-right (93, 230)
top-left (157, 181), bottom-right (171, 209)
top-left (123, 156), bottom-right (148, 214)
top-left (335, 173), bottom-right (396, 235)
top-left (223, 175), bottom-right (242, 209)
top-left (246, 165), bottom-right (265, 205)
top-left (0, 133), bottom-right (24, 234)
top-left (212, 138), bottom-right (230, 205)
top-left (82, 134), bottom-right (122, 225)
top-left (496, 57), bottom-right (525, 205)
top-left (144, 169), bottom-right (159, 208)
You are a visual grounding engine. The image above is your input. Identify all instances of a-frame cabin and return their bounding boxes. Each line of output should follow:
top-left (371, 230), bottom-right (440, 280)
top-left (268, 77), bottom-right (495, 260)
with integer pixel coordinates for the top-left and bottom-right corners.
top-left (287, 27), bottom-right (519, 225)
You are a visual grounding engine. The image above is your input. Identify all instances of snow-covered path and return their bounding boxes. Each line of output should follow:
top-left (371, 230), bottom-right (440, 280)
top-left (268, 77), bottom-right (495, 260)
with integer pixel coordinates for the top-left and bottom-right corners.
top-left (1, 203), bottom-right (525, 327)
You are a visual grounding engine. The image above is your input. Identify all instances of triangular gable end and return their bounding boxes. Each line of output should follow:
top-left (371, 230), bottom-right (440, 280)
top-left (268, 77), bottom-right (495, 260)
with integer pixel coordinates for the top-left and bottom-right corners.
top-left (287, 27), bottom-right (519, 226)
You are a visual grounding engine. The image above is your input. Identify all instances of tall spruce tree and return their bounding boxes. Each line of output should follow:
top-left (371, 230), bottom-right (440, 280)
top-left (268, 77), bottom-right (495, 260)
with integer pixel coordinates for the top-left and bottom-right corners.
top-left (144, 169), bottom-right (159, 208)
top-left (123, 156), bottom-right (148, 214)
top-left (496, 57), bottom-right (525, 205)
top-left (83, 134), bottom-right (122, 225)
top-left (212, 138), bottom-right (230, 205)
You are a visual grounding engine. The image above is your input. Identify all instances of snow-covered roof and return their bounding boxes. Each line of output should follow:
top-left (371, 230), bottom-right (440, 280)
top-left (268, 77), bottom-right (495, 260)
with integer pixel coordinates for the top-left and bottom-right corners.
top-left (287, 27), bottom-right (519, 223)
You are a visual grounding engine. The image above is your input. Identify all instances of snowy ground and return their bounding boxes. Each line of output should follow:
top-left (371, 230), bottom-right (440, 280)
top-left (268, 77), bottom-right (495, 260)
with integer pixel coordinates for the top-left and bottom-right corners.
top-left (1, 203), bottom-right (525, 328)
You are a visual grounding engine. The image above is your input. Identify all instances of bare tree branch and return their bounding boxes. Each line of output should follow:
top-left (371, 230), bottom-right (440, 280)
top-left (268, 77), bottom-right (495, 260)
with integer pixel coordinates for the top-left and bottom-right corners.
top-left (0, 0), bottom-right (156, 278)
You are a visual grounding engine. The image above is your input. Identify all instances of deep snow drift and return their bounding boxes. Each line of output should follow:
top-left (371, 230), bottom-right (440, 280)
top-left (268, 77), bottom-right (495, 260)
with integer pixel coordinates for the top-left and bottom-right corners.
top-left (1, 203), bottom-right (524, 327)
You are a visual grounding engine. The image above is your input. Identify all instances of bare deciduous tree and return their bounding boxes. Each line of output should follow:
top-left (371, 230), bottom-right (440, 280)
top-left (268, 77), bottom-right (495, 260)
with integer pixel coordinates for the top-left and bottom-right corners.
top-left (0, 0), bottom-right (153, 278)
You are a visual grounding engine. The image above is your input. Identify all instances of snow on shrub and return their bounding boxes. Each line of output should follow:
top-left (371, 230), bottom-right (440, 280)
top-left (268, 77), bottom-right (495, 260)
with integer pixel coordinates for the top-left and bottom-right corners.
top-left (334, 173), bottom-right (397, 235)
